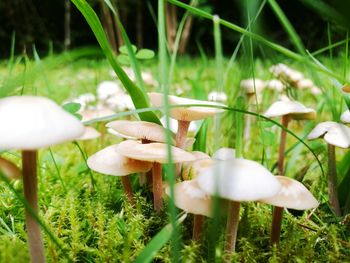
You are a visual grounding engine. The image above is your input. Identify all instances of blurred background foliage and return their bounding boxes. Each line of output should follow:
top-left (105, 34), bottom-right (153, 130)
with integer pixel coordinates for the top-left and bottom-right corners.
top-left (1, 0), bottom-right (350, 58)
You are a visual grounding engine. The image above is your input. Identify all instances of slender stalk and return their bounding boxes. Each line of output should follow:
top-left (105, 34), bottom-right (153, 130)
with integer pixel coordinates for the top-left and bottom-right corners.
top-left (139, 139), bottom-right (152, 186)
top-left (270, 206), bottom-right (284, 244)
top-left (224, 201), bottom-right (241, 259)
top-left (278, 115), bottom-right (290, 175)
top-left (192, 215), bottom-right (204, 241)
top-left (327, 144), bottom-right (341, 216)
top-left (22, 150), bottom-right (45, 263)
top-left (175, 120), bottom-right (190, 149)
top-left (121, 175), bottom-right (134, 206)
top-left (153, 162), bottom-right (163, 212)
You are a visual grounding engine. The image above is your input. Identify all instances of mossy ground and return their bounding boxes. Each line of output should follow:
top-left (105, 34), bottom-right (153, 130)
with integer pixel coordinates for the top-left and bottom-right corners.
top-left (0, 56), bottom-right (349, 262)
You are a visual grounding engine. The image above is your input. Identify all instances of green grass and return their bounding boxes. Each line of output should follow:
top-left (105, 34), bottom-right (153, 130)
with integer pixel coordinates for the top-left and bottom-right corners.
top-left (0, 54), bottom-right (350, 261)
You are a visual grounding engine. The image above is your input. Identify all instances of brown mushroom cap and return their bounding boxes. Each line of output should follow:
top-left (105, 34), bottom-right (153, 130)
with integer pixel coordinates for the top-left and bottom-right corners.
top-left (106, 120), bottom-right (175, 143)
top-left (148, 92), bottom-right (225, 121)
top-left (165, 180), bottom-right (212, 217)
top-left (264, 100), bottom-right (316, 120)
top-left (115, 140), bottom-right (195, 163)
top-left (307, 121), bottom-right (350, 148)
top-left (259, 176), bottom-right (319, 210)
top-left (87, 144), bottom-right (152, 176)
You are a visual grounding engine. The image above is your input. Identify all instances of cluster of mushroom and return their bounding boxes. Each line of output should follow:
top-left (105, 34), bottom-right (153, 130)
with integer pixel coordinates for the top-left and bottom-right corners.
top-left (270, 63), bottom-right (322, 95)
top-left (87, 92), bottom-right (226, 213)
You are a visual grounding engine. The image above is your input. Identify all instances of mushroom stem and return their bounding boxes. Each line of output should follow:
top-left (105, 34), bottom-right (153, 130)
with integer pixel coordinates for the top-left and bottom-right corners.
top-left (176, 120), bottom-right (190, 149)
top-left (192, 215), bottom-right (204, 241)
top-left (270, 206), bottom-right (284, 244)
top-left (278, 115), bottom-right (290, 175)
top-left (139, 139), bottom-right (152, 186)
top-left (22, 150), bottom-right (46, 263)
top-left (224, 201), bottom-right (241, 258)
top-left (120, 175), bottom-right (134, 206)
top-left (152, 162), bottom-right (163, 212)
top-left (327, 144), bottom-right (341, 216)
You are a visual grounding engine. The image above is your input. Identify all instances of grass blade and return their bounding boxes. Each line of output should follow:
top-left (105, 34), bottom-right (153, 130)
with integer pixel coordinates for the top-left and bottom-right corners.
top-left (71, 0), bottom-right (160, 124)
top-left (268, 0), bottom-right (306, 55)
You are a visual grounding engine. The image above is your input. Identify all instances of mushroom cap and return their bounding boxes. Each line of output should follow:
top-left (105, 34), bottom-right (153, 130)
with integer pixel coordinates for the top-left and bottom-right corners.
top-left (165, 180), bottom-right (212, 217)
top-left (0, 96), bottom-right (84, 150)
top-left (77, 126), bottom-right (101, 141)
top-left (296, 79), bottom-right (314, 89)
top-left (87, 144), bottom-right (152, 176)
top-left (212, 147), bottom-right (236, 160)
top-left (80, 107), bottom-right (115, 122)
top-left (265, 79), bottom-right (284, 92)
top-left (0, 157), bottom-right (21, 180)
top-left (97, 81), bottom-right (123, 101)
top-left (197, 158), bottom-right (281, 202)
top-left (208, 91), bottom-right (228, 102)
top-left (341, 110), bottom-right (350, 124)
top-left (259, 176), bottom-right (319, 210)
top-left (264, 100), bottom-right (316, 120)
top-left (148, 92), bottom-right (225, 121)
top-left (307, 121), bottom-right (350, 148)
top-left (115, 140), bottom-right (196, 163)
top-left (240, 79), bottom-right (265, 94)
top-left (106, 120), bottom-right (175, 143)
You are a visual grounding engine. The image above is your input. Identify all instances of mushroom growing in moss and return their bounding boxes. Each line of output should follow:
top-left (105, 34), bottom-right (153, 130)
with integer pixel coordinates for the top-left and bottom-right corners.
top-left (87, 144), bottom-right (152, 204)
top-left (260, 176), bottom-right (318, 244)
top-left (197, 158), bottom-right (281, 257)
top-left (115, 140), bottom-right (195, 212)
top-left (0, 96), bottom-right (84, 263)
top-left (264, 100), bottom-right (316, 175)
top-left (148, 92), bottom-right (225, 149)
top-left (307, 121), bottom-right (350, 216)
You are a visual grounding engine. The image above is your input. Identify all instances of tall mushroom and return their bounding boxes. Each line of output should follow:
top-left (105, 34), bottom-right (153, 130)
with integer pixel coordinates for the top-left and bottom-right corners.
top-left (0, 96), bottom-right (84, 263)
top-left (148, 92), bottom-right (225, 149)
top-left (197, 158), bottom-right (281, 258)
top-left (115, 140), bottom-right (195, 212)
top-left (260, 176), bottom-right (319, 244)
top-left (307, 121), bottom-right (350, 216)
top-left (264, 100), bottom-right (316, 175)
top-left (87, 144), bottom-right (152, 204)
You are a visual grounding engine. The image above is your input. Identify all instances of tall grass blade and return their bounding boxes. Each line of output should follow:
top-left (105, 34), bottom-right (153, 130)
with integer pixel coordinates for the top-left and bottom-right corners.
top-left (268, 0), bottom-right (306, 55)
top-left (157, 1), bottom-right (180, 262)
top-left (71, 0), bottom-right (160, 124)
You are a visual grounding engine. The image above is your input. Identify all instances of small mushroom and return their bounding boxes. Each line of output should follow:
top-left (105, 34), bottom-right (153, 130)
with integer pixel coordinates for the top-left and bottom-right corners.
top-left (208, 91), bottom-right (228, 103)
top-left (0, 96), bottom-right (84, 263)
top-left (260, 176), bottom-right (318, 244)
top-left (87, 144), bottom-right (152, 204)
top-left (307, 121), bottom-right (350, 216)
top-left (197, 158), bottom-right (281, 257)
top-left (115, 140), bottom-right (195, 212)
top-left (264, 100), bottom-right (316, 175)
top-left (148, 92), bottom-right (225, 149)
top-left (165, 179), bottom-right (212, 240)
top-left (106, 120), bottom-right (175, 144)
top-left (265, 79), bottom-right (285, 92)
